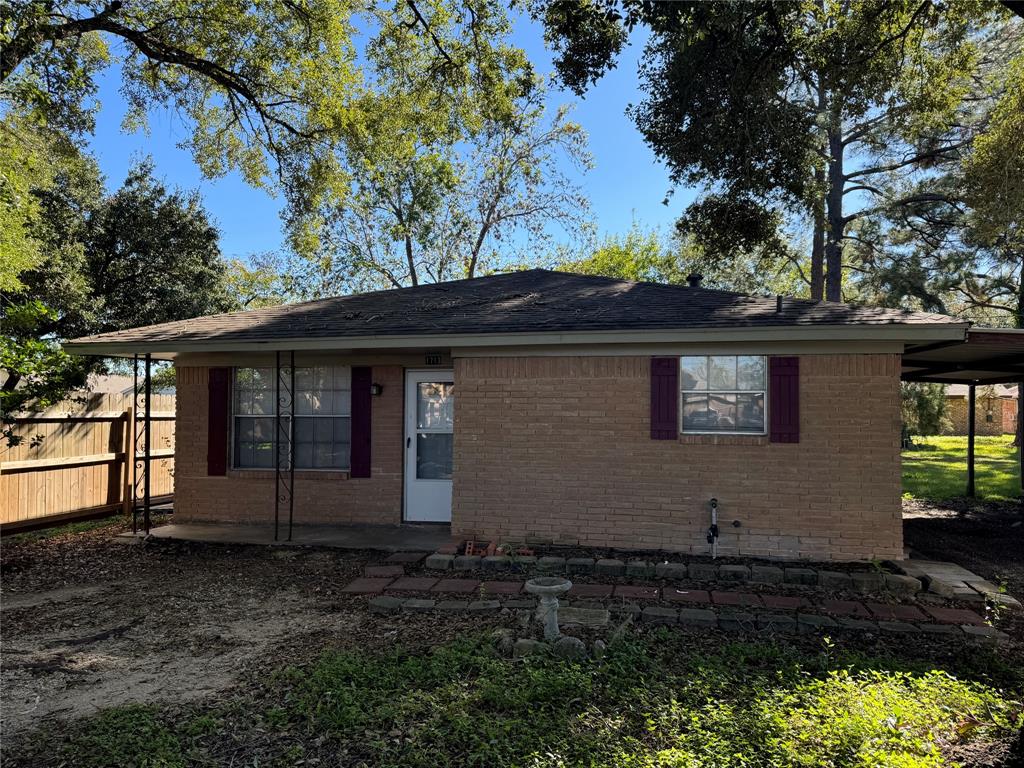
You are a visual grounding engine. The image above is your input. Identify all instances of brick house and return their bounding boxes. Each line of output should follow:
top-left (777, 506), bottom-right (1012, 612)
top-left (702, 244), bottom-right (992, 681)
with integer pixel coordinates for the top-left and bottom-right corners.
top-left (942, 384), bottom-right (1018, 436)
top-left (66, 270), bottom-right (973, 562)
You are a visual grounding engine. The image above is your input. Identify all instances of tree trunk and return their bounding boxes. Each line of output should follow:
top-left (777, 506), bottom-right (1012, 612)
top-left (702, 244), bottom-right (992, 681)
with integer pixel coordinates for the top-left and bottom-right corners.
top-left (404, 234), bottom-right (418, 286)
top-left (466, 221), bottom-right (491, 279)
top-left (824, 125), bottom-right (845, 302)
top-left (1016, 250), bottom-right (1023, 330)
top-left (810, 70), bottom-right (826, 302)
top-left (810, 168), bottom-right (825, 302)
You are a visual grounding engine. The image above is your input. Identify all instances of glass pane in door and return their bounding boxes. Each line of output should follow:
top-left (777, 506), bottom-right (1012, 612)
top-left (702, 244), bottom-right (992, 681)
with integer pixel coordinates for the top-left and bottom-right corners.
top-left (416, 433), bottom-right (453, 479)
top-left (417, 382), bottom-right (454, 430)
top-left (415, 381), bottom-right (454, 480)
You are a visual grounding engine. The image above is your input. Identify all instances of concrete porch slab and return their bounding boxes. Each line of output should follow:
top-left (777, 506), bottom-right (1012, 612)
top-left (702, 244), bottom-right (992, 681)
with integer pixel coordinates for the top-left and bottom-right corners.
top-left (896, 559), bottom-right (1022, 610)
top-left (131, 522), bottom-right (454, 553)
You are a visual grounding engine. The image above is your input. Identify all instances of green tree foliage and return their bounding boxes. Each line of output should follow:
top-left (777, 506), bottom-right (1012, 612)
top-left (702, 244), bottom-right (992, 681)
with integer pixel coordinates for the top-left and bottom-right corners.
top-left (559, 224), bottom-right (681, 283)
top-left (79, 160), bottom-right (233, 332)
top-left (3, 2), bottom-right (585, 299)
top-left (1, 1), bottom-right (527, 197)
top-left (225, 252), bottom-right (300, 310)
top-left (0, 146), bottom-right (235, 442)
top-left (855, 23), bottom-right (1023, 329)
top-left (0, 300), bottom-right (90, 431)
top-left (0, 0), bottom-right (361, 186)
top-left (557, 223), bottom-right (807, 296)
top-left (7, 157), bottom-right (233, 343)
top-left (0, 117), bottom-right (89, 292)
top-left (961, 36), bottom-right (1024, 328)
top-left (534, 0), bottom-right (1009, 302)
top-left (901, 382), bottom-right (950, 437)
top-left (963, 36), bottom-right (1024, 249)
top-left (284, 8), bottom-right (590, 294)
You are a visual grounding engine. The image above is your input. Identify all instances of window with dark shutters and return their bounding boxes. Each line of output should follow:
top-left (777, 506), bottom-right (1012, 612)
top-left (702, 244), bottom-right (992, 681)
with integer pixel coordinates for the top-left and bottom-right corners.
top-left (650, 357), bottom-right (679, 439)
top-left (769, 356), bottom-right (800, 443)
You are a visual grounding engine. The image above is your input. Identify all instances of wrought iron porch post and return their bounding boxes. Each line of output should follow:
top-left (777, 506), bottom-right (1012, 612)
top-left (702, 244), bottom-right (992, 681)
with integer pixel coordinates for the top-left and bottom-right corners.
top-left (143, 353), bottom-right (152, 534)
top-left (274, 351), bottom-right (295, 541)
top-left (289, 359), bottom-right (295, 542)
top-left (274, 352), bottom-right (280, 541)
top-left (131, 354), bottom-right (138, 535)
top-left (131, 353), bottom-right (153, 534)
top-left (967, 383), bottom-right (976, 498)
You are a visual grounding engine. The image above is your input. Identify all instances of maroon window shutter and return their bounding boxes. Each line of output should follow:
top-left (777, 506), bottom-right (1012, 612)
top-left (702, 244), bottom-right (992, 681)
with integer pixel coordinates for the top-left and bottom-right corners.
top-left (769, 356), bottom-right (800, 443)
top-left (650, 357), bottom-right (679, 439)
top-left (350, 366), bottom-right (372, 477)
top-left (207, 367), bottom-right (231, 475)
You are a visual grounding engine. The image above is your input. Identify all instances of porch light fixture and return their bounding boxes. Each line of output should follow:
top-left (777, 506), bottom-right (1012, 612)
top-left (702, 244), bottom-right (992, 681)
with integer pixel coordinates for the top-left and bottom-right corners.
top-left (370, 382), bottom-right (383, 396)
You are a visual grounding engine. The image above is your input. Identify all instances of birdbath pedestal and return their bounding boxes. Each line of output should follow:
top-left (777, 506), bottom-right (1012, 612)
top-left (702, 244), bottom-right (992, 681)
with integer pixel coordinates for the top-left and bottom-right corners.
top-left (525, 576), bottom-right (572, 640)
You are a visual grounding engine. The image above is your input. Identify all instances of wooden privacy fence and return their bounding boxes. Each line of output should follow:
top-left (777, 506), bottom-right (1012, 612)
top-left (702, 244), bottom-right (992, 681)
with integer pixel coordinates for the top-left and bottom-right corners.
top-left (1, 392), bottom-right (175, 530)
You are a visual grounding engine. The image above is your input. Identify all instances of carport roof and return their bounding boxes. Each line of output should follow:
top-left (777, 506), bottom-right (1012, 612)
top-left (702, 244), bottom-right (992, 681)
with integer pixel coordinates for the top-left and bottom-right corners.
top-left (902, 328), bottom-right (1024, 385)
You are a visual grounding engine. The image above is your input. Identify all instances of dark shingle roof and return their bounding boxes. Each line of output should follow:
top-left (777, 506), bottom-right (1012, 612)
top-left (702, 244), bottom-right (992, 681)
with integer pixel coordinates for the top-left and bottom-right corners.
top-left (66, 269), bottom-right (960, 348)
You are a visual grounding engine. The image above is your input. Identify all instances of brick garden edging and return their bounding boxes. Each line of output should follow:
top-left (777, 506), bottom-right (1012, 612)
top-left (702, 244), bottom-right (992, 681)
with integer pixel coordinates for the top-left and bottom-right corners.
top-left (345, 551), bottom-right (1016, 644)
top-left (360, 590), bottom-right (1009, 644)
top-left (421, 554), bottom-right (923, 597)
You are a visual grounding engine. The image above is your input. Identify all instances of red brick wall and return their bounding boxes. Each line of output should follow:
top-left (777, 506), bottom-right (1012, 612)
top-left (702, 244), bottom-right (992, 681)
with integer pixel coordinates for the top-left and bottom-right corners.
top-left (1003, 398), bottom-right (1019, 435)
top-left (451, 355), bottom-right (903, 562)
top-left (174, 365), bottom-right (403, 525)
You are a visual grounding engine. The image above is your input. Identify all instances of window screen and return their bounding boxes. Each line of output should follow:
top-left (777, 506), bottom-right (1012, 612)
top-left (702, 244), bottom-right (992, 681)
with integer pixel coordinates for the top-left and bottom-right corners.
top-left (232, 365), bottom-right (351, 469)
top-left (680, 356), bottom-right (766, 434)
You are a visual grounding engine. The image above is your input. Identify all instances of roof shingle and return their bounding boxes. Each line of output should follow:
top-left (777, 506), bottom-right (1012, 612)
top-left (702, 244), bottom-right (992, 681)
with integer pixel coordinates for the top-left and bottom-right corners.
top-left (66, 269), bottom-right (961, 348)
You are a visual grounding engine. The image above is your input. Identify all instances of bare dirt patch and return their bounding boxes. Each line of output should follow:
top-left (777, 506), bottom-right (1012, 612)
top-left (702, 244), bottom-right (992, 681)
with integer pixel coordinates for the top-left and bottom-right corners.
top-left (0, 522), bottom-right (387, 737)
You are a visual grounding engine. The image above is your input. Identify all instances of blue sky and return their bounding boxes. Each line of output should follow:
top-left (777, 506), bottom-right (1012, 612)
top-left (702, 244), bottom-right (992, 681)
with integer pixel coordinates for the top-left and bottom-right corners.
top-left (86, 13), bottom-right (695, 262)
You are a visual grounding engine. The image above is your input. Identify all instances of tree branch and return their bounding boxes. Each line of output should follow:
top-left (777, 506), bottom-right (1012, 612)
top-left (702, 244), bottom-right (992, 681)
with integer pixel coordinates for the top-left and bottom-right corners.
top-left (0, 1), bottom-right (124, 82)
top-left (843, 139), bottom-right (972, 181)
top-left (404, 0), bottom-right (454, 68)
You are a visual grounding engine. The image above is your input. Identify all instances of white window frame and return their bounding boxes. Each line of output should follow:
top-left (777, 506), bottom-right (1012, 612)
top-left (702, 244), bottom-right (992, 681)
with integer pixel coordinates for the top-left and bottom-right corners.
top-left (230, 365), bottom-right (352, 471)
top-left (679, 355), bottom-right (768, 436)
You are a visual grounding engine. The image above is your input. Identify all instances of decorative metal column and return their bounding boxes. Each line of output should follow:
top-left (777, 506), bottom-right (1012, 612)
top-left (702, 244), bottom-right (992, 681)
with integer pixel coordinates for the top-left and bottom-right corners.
top-left (274, 351), bottom-right (296, 541)
top-left (131, 353), bottom-right (153, 534)
top-left (966, 383), bottom-right (976, 498)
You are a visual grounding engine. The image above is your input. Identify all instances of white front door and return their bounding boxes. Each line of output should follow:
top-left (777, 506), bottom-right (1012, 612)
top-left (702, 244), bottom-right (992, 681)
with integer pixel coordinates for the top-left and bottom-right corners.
top-left (404, 371), bottom-right (454, 522)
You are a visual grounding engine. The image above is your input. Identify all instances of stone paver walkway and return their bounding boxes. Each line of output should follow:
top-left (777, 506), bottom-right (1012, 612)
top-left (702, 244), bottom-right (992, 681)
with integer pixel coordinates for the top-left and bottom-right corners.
top-left (898, 560), bottom-right (1022, 608)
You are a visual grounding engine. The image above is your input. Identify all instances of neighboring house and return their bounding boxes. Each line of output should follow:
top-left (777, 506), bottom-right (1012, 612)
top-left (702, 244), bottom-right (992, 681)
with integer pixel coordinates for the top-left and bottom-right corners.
top-left (0, 373), bottom-right (172, 399)
top-left (943, 383), bottom-right (1018, 436)
top-left (84, 373), bottom-right (137, 394)
top-left (84, 371), bottom-right (176, 396)
top-left (65, 270), bottom-right (977, 562)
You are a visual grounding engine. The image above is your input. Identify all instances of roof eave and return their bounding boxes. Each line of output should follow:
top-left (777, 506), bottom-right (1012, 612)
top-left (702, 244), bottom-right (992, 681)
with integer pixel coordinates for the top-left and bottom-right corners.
top-left (63, 322), bottom-right (969, 359)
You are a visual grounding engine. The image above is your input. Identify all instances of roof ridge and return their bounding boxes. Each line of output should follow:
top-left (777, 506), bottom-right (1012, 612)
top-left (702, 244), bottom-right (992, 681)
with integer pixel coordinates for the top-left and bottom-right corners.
top-left (65, 267), bottom-right (967, 348)
top-left (541, 268), bottom-right (755, 299)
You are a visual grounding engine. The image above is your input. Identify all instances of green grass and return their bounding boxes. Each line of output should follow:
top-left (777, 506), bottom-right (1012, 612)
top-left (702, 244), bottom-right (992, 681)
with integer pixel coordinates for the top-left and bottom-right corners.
top-left (5, 514), bottom-right (125, 543)
top-left (903, 435), bottom-right (1021, 502)
top-left (45, 635), bottom-right (1023, 768)
top-left (59, 705), bottom-right (186, 768)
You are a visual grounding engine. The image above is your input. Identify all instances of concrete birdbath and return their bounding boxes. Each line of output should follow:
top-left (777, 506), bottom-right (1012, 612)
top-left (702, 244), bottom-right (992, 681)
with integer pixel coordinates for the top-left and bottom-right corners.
top-left (525, 576), bottom-right (572, 640)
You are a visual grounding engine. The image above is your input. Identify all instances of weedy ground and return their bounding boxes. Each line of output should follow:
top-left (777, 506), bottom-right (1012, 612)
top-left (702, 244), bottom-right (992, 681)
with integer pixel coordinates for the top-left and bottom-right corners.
top-left (2, 506), bottom-right (1023, 767)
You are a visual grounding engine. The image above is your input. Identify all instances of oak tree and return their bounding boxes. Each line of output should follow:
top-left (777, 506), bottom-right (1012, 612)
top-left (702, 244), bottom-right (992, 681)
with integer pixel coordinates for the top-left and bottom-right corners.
top-left (535, 0), bottom-right (1009, 301)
